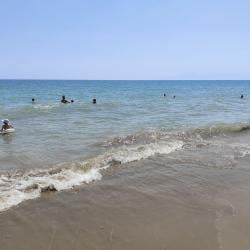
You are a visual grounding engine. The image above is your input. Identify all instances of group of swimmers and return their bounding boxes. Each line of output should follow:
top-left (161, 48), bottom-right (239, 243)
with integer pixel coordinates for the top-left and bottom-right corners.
top-left (0, 93), bottom-right (246, 134)
top-left (31, 96), bottom-right (97, 104)
top-left (60, 95), bottom-right (97, 104)
top-left (1, 95), bottom-right (97, 133)
top-left (164, 93), bottom-right (244, 99)
top-left (164, 93), bottom-right (176, 98)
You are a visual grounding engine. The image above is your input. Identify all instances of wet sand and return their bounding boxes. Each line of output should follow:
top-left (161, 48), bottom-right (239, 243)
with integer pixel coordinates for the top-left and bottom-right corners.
top-left (1, 134), bottom-right (250, 250)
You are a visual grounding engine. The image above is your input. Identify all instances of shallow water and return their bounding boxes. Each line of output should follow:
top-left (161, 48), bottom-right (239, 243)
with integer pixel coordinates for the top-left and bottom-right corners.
top-left (0, 80), bottom-right (250, 211)
top-left (1, 131), bottom-right (250, 250)
top-left (1, 80), bottom-right (250, 249)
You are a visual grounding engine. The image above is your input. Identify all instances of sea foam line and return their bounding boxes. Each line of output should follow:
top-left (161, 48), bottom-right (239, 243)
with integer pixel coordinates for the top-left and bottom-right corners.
top-left (0, 140), bottom-right (183, 212)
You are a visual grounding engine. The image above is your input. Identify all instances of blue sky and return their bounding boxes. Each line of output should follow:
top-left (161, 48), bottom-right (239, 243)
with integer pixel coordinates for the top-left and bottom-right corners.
top-left (0, 0), bottom-right (249, 79)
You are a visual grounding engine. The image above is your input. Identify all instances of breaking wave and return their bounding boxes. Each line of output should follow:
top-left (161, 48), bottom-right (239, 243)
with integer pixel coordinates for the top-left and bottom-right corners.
top-left (1, 122), bottom-right (250, 212)
top-left (0, 140), bottom-right (183, 212)
top-left (190, 123), bottom-right (250, 138)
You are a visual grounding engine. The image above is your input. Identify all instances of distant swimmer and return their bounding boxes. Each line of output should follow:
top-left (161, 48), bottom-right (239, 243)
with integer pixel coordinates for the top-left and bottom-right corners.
top-left (241, 94), bottom-right (244, 99)
top-left (173, 95), bottom-right (176, 99)
top-left (164, 93), bottom-right (166, 97)
top-left (32, 98), bottom-right (35, 103)
top-left (92, 98), bottom-right (97, 104)
top-left (61, 95), bottom-right (70, 104)
top-left (71, 100), bottom-right (74, 103)
top-left (1, 119), bottom-right (14, 132)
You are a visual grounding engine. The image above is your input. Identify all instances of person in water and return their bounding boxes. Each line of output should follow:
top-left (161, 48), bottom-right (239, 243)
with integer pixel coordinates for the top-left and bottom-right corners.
top-left (1, 119), bottom-right (13, 132)
top-left (92, 98), bottom-right (96, 104)
top-left (32, 98), bottom-right (35, 103)
top-left (61, 95), bottom-right (70, 104)
top-left (241, 94), bottom-right (244, 99)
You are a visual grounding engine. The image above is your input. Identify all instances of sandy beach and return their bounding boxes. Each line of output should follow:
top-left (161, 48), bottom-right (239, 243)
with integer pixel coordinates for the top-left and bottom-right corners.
top-left (1, 0), bottom-right (250, 247)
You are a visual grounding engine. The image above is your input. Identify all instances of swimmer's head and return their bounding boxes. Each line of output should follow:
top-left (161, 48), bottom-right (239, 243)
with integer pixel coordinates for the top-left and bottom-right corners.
top-left (2, 119), bottom-right (10, 125)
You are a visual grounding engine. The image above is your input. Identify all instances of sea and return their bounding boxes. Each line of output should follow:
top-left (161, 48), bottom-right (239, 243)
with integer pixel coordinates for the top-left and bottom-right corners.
top-left (0, 80), bottom-right (250, 212)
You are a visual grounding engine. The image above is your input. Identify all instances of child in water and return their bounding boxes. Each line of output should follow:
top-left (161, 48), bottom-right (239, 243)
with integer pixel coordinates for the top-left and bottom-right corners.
top-left (1, 119), bottom-right (14, 132)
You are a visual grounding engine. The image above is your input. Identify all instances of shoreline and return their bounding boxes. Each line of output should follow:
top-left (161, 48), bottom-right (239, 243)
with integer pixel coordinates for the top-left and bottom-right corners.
top-left (1, 147), bottom-right (250, 250)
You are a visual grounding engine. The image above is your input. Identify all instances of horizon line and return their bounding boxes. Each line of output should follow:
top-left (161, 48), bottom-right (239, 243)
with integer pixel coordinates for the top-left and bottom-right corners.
top-left (0, 79), bottom-right (249, 81)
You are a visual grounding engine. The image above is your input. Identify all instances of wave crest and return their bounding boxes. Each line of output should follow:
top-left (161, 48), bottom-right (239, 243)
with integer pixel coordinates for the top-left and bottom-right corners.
top-left (0, 140), bottom-right (183, 212)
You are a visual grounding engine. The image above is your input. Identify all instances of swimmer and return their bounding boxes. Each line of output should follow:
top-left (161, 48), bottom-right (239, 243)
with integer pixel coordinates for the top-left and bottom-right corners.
top-left (61, 95), bottom-right (70, 104)
top-left (164, 93), bottom-right (166, 97)
top-left (92, 98), bottom-right (97, 104)
top-left (32, 98), bottom-right (35, 103)
top-left (241, 94), bottom-right (244, 99)
top-left (71, 100), bottom-right (74, 103)
top-left (1, 119), bottom-right (13, 132)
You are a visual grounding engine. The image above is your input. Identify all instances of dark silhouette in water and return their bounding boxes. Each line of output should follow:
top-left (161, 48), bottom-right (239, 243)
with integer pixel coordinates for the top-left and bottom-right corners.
top-left (1, 119), bottom-right (13, 132)
top-left (173, 95), bottom-right (176, 99)
top-left (71, 100), bottom-right (74, 103)
top-left (241, 94), bottom-right (244, 99)
top-left (61, 95), bottom-right (70, 104)
top-left (164, 93), bottom-right (166, 97)
top-left (32, 98), bottom-right (35, 103)
top-left (92, 98), bottom-right (97, 104)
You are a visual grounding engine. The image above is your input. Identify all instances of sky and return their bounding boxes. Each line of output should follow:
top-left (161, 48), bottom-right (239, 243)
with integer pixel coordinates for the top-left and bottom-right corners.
top-left (0, 0), bottom-right (249, 80)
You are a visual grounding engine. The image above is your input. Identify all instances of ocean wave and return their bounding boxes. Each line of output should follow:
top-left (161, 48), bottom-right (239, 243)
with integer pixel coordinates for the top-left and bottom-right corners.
top-left (103, 123), bottom-right (250, 148)
top-left (189, 123), bottom-right (250, 139)
top-left (103, 131), bottom-right (170, 146)
top-left (1, 122), bottom-right (249, 212)
top-left (0, 140), bottom-right (183, 212)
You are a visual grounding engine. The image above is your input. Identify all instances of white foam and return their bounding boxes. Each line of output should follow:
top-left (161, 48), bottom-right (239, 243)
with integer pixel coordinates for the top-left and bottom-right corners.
top-left (0, 140), bottom-right (183, 212)
top-left (108, 141), bottom-right (183, 164)
top-left (0, 189), bottom-right (40, 213)
top-left (226, 142), bottom-right (250, 158)
top-left (33, 104), bottom-right (60, 110)
top-left (0, 168), bottom-right (101, 212)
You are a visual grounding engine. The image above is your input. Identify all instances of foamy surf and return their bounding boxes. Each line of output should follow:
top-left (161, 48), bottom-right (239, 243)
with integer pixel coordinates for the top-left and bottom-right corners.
top-left (0, 140), bottom-right (183, 212)
top-left (32, 103), bottom-right (60, 110)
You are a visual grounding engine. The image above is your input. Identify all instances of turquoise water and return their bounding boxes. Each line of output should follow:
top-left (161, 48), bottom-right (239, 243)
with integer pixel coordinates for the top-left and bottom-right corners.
top-left (0, 80), bottom-right (249, 168)
top-left (0, 80), bottom-right (250, 211)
